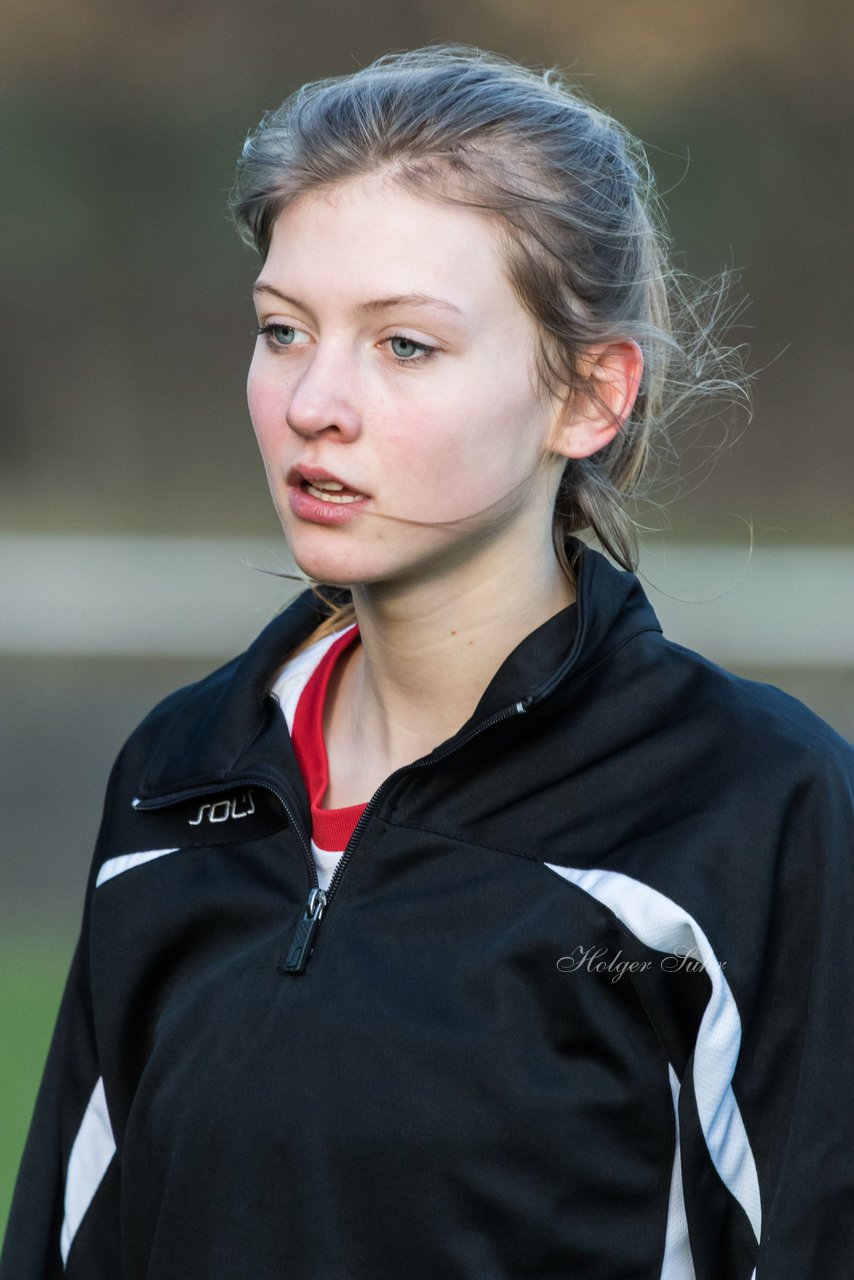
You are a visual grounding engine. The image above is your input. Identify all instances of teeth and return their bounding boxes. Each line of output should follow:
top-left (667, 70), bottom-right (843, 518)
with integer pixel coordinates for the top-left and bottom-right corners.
top-left (307, 479), bottom-right (344, 490)
top-left (305, 481), bottom-right (367, 504)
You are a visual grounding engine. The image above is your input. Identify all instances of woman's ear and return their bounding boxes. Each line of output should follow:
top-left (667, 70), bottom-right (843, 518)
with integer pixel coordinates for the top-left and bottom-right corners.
top-left (549, 340), bottom-right (644, 460)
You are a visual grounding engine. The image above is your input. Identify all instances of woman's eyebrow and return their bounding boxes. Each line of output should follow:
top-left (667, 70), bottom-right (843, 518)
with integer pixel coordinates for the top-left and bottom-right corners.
top-left (356, 293), bottom-right (464, 316)
top-left (252, 283), bottom-right (464, 317)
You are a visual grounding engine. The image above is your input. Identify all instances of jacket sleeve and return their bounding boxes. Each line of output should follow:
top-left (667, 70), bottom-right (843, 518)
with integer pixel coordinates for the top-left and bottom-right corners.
top-left (0, 839), bottom-right (121, 1276)
top-left (745, 750), bottom-right (854, 1277)
top-left (676, 745), bottom-right (854, 1279)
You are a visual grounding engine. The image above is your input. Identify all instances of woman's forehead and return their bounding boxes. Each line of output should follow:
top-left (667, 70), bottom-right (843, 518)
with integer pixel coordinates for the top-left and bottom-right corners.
top-left (259, 177), bottom-right (519, 317)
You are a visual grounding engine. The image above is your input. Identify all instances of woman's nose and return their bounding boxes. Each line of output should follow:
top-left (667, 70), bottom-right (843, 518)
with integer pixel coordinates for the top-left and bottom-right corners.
top-left (285, 344), bottom-right (362, 440)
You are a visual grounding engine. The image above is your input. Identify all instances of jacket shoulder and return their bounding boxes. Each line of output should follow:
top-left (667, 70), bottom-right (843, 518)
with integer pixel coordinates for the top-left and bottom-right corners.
top-left (649, 630), bottom-right (853, 781)
top-left (101, 586), bottom-right (334, 803)
top-left (127, 650), bottom-right (246, 751)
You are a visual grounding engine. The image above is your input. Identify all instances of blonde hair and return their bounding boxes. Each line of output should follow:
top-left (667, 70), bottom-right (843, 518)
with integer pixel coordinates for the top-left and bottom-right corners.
top-left (230, 43), bottom-right (746, 654)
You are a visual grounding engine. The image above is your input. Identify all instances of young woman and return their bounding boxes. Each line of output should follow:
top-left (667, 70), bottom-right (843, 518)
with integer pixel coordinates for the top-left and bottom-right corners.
top-left (3, 45), bottom-right (852, 1280)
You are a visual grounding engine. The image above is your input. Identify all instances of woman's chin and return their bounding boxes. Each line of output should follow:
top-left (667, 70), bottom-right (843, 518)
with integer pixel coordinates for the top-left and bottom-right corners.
top-left (284, 541), bottom-right (384, 589)
top-left (280, 513), bottom-right (483, 593)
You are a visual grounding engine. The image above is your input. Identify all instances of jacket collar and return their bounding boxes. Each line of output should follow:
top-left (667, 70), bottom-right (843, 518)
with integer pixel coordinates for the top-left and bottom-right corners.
top-left (135, 540), bottom-right (661, 802)
top-left (468, 540), bottom-right (660, 721)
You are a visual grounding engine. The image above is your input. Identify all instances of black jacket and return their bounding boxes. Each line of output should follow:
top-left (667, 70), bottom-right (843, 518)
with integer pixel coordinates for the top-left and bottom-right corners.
top-left (3, 544), bottom-right (853, 1279)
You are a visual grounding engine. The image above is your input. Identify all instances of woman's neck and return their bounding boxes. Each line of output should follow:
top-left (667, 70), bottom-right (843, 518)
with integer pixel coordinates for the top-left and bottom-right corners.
top-left (336, 539), bottom-right (575, 770)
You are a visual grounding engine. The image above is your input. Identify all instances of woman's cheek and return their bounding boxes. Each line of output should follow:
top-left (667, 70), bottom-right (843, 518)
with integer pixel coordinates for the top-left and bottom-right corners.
top-left (247, 376), bottom-right (284, 448)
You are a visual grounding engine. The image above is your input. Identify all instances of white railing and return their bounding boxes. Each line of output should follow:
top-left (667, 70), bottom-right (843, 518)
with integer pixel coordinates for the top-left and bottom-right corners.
top-left (1, 535), bottom-right (852, 666)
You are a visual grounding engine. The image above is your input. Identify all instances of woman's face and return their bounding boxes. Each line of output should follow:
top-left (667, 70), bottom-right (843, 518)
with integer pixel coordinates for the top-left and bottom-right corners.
top-left (248, 174), bottom-right (569, 590)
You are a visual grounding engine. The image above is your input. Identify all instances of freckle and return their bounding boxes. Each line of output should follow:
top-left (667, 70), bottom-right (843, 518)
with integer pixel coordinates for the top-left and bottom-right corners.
top-left (467, 639), bottom-right (474, 646)
top-left (450, 629), bottom-right (457, 636)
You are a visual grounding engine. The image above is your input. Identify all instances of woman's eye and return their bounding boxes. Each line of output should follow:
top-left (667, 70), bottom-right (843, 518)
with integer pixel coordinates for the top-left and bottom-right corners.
top-left (269, 324), bottom-right (296, 345)
top-left (255, 323), bottom-right (307, 348)
top-left (387, 335), bottom-right (435, 362)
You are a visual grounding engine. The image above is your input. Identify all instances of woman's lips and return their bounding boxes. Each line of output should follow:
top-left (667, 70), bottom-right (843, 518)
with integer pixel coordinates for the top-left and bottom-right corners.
top-left (286, 465), bottom-right (370, 495)
top-left (303, 479), bottom-right (368, 503)
top-left (287, 478), bottom-right (371, 525)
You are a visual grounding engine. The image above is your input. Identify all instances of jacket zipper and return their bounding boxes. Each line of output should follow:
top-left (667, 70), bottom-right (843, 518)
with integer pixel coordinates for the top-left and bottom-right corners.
top-left (280, 695), bottom-right (531, 974)
top-left (131, 695), bottom-right (531, 976)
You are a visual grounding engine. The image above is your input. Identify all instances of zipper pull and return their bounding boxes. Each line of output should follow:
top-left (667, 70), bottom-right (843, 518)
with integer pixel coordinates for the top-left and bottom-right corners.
top-left (278, 887), bottom-right (327, 975)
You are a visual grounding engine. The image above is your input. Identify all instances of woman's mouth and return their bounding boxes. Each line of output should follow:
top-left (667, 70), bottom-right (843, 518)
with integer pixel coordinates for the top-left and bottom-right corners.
top-left (288, 475), bottom-right (371, 525)
top-left (302, 478), bottom-right (369, 504)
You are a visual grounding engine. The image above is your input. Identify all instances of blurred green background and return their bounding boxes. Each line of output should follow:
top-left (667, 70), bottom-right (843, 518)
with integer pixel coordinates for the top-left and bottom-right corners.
top-left (2, 0), bottom-right (852, 1240)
